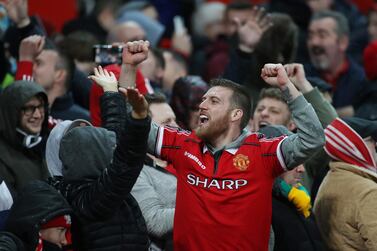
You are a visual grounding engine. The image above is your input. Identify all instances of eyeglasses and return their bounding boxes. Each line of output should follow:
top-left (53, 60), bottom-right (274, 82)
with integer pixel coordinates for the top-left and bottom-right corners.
top-left (21, 104), bottom-right (45, 116)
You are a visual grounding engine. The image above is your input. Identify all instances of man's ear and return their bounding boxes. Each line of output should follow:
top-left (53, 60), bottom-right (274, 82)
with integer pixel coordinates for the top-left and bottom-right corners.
top-left (54, 69), bottom-right (67, 87)
top-left (338, 35), bottom-right (349, 52)
top-left (231, 109), bottom-right (243, 122)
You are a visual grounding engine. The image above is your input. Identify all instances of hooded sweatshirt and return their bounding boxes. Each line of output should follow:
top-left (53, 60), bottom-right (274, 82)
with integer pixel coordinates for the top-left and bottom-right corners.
top-left (58, 118), bottom-right (150, 250)
top-left (0, 81), bottom-right (50, 196)
top-left (4, 180), bottom-right (72, 251)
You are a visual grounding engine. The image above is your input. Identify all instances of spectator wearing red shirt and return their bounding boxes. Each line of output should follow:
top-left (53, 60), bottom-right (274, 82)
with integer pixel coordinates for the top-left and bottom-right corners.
top-left (95, 40), bottom-right (325, 251)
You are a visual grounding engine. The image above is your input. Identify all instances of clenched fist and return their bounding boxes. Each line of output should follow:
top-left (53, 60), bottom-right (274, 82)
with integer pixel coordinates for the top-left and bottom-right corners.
top-left (261, 63), bottom-right (291, 88)
top-left (122, 40), bottom-right (150, 66)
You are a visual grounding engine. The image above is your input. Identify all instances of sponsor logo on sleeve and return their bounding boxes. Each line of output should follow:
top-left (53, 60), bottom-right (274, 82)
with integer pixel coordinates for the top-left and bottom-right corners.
top-left (184, 151), bottom-right (206, 170)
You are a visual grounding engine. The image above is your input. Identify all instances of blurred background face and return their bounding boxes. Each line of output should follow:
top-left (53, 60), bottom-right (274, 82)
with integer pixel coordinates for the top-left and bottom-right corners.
top-left (149, 102), bottom-right (178, 127)
top-left (306, 0), bottom-right (332, 13)
top-left (107, 22), bottom-right (146, 44)
top-left (224, 8), bottom-right (253, 36)
top-left (40, 227), bottom-right (68, 248)
top-left (253, 98), bottom-right (292, 131)
top-left (368, 11), bottom-right (377, 41)
top-left (205, 21), bottom-right (226, 41)
top-left (280, 164), bottom-right (305, 186)
top-left (307, 17), bottom-right (345, 71)
top-left (33, 50), bottom-right (59, 91)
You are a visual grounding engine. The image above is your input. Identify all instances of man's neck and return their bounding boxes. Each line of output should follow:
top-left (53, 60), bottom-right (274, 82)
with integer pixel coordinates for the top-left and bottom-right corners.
top-left (321, 55), bottom-right (347, 83)
top-left (47, 86), bottom-right (66, 108)
top-left (208, 129), bottom-right (242, 150)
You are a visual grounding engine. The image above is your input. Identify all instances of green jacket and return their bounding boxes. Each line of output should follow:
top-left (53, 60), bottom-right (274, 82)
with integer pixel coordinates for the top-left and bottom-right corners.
top-left (302, 87), bottom-right (337, 190)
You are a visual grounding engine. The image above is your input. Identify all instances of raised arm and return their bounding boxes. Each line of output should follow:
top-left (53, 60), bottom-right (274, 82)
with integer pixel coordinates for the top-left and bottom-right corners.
top-left (65, 87), bottom-right (151, 219)
top-left (2, 0), bottom-right (46, 59)
top-left (261, 64), bottom-right (325, 170)
top-left (223, 7), bottom-right (272, 83)
top-left (15, 35), bottom-right (44, 81)
top-left (118, 40), bottom-right (150, 88)
top-left (284, 63), bottom-right (337, 128)
top-left (89, 41), bottom-right (150, 136)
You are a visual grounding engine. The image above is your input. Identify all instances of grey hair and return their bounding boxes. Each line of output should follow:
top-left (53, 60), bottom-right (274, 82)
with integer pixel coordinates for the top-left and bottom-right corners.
top-left (311, 10), bottom-right (349, 37)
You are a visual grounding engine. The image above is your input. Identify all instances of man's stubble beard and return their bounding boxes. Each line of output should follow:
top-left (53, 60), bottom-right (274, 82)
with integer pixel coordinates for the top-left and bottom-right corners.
top-left (195, 114), bottom-right (230, 143)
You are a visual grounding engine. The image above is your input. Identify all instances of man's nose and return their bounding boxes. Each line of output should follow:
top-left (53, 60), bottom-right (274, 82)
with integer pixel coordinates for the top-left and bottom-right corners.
top-left (32, 107), bottom-right (43, 118)
top-left (308, 35), bottom-right (320, 46)
top-left (198, 100), bottom-right (207, 110)
top-left (260, 109), bottom-right (269, 117)
top-left (296, 164), bottom-right (305, 173)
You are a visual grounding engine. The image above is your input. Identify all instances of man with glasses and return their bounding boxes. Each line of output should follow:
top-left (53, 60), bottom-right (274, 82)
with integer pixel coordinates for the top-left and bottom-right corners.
top-left (0, 80), bottom-right (50, 197)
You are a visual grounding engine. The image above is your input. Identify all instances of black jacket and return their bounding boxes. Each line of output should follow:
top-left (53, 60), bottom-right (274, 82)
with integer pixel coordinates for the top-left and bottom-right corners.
top-left (50, 92), bottom-right (90, 121)
top-left (3, 17), bottom-right (46, 59)
top-left (0, 81), bottom-right (50, 197)
top-left (271, 194), bottom-right (325, 251)
top-left (59, 92), bottom-right (150, 251)
top-left (4, 181), bottom-right (72, 251)
top-left (0, 232), bottom-right (25, 251)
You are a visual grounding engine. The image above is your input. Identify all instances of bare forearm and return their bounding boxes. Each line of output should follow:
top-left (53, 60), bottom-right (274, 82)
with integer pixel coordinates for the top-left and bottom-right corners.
top-left (119, 64), bottom-right (137, 88)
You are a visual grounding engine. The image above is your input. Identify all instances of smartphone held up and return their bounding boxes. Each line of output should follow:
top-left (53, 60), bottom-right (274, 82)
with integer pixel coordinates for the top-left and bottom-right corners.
top-left (93, 44), bottom-right (123, 66)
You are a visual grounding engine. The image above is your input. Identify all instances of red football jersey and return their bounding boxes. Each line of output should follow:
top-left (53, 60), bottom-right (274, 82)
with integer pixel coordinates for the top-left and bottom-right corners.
top-left (155, 126), bottom-right (286, 251)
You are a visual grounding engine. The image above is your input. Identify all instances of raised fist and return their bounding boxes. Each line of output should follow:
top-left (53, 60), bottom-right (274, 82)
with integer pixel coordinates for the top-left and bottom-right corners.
top-left (19, 35), bottom-right (45, 61)
top-left (261, 63), bottom-right (290, 88)
top-left (122, 40), bottom-right (150, 66)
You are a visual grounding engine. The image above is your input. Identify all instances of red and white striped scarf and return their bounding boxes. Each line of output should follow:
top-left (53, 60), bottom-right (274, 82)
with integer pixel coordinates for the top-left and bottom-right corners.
top-left (324, 118), bottom-right (377, 172)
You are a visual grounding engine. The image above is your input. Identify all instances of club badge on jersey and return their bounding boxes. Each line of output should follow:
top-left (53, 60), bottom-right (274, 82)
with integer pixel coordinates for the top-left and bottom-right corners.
top-left (233, 154), bottom-right (250, 171)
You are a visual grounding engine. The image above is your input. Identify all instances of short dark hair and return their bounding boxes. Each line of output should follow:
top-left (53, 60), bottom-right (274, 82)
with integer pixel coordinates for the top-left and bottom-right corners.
top-left (55, 49), bottom-right (75, 91)
top-left (226, 1), bottom-right (253, 13)
top-left (258, 88), bottom-right (286, 104)
top-left (58, 31), bottom-right (99, 62)
top-left (209, 78), bottom-right (251, 129)
top-left (44, 40), bottom-right (75, 90)
top-left (311, 10), bottom-right (349, 37)
top-left (145, 92), bottom-right (167, 105)
top-left (145, 92), bottom-right (168, 117)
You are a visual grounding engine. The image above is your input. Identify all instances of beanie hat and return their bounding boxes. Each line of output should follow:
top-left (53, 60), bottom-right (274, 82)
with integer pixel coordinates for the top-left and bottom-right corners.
top-left (38, 215), bottom-right (72, 250)
top-left (41, 215), bottom-right (71, 229)
top-left (342, 117), bottom-right (377, 142)
top-left (363, 41), bottom-right (377, 81)
top-left (325, 118), bottom-right (377, 172)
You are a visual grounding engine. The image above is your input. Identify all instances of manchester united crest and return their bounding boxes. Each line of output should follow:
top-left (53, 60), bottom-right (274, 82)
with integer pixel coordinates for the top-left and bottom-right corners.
top-left (233, 154), bottom-right (250, 171)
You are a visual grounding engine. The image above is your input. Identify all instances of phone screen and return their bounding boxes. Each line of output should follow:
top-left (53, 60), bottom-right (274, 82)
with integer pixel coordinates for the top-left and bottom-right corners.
top-left (93, 45), bottom-right (123, 66)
